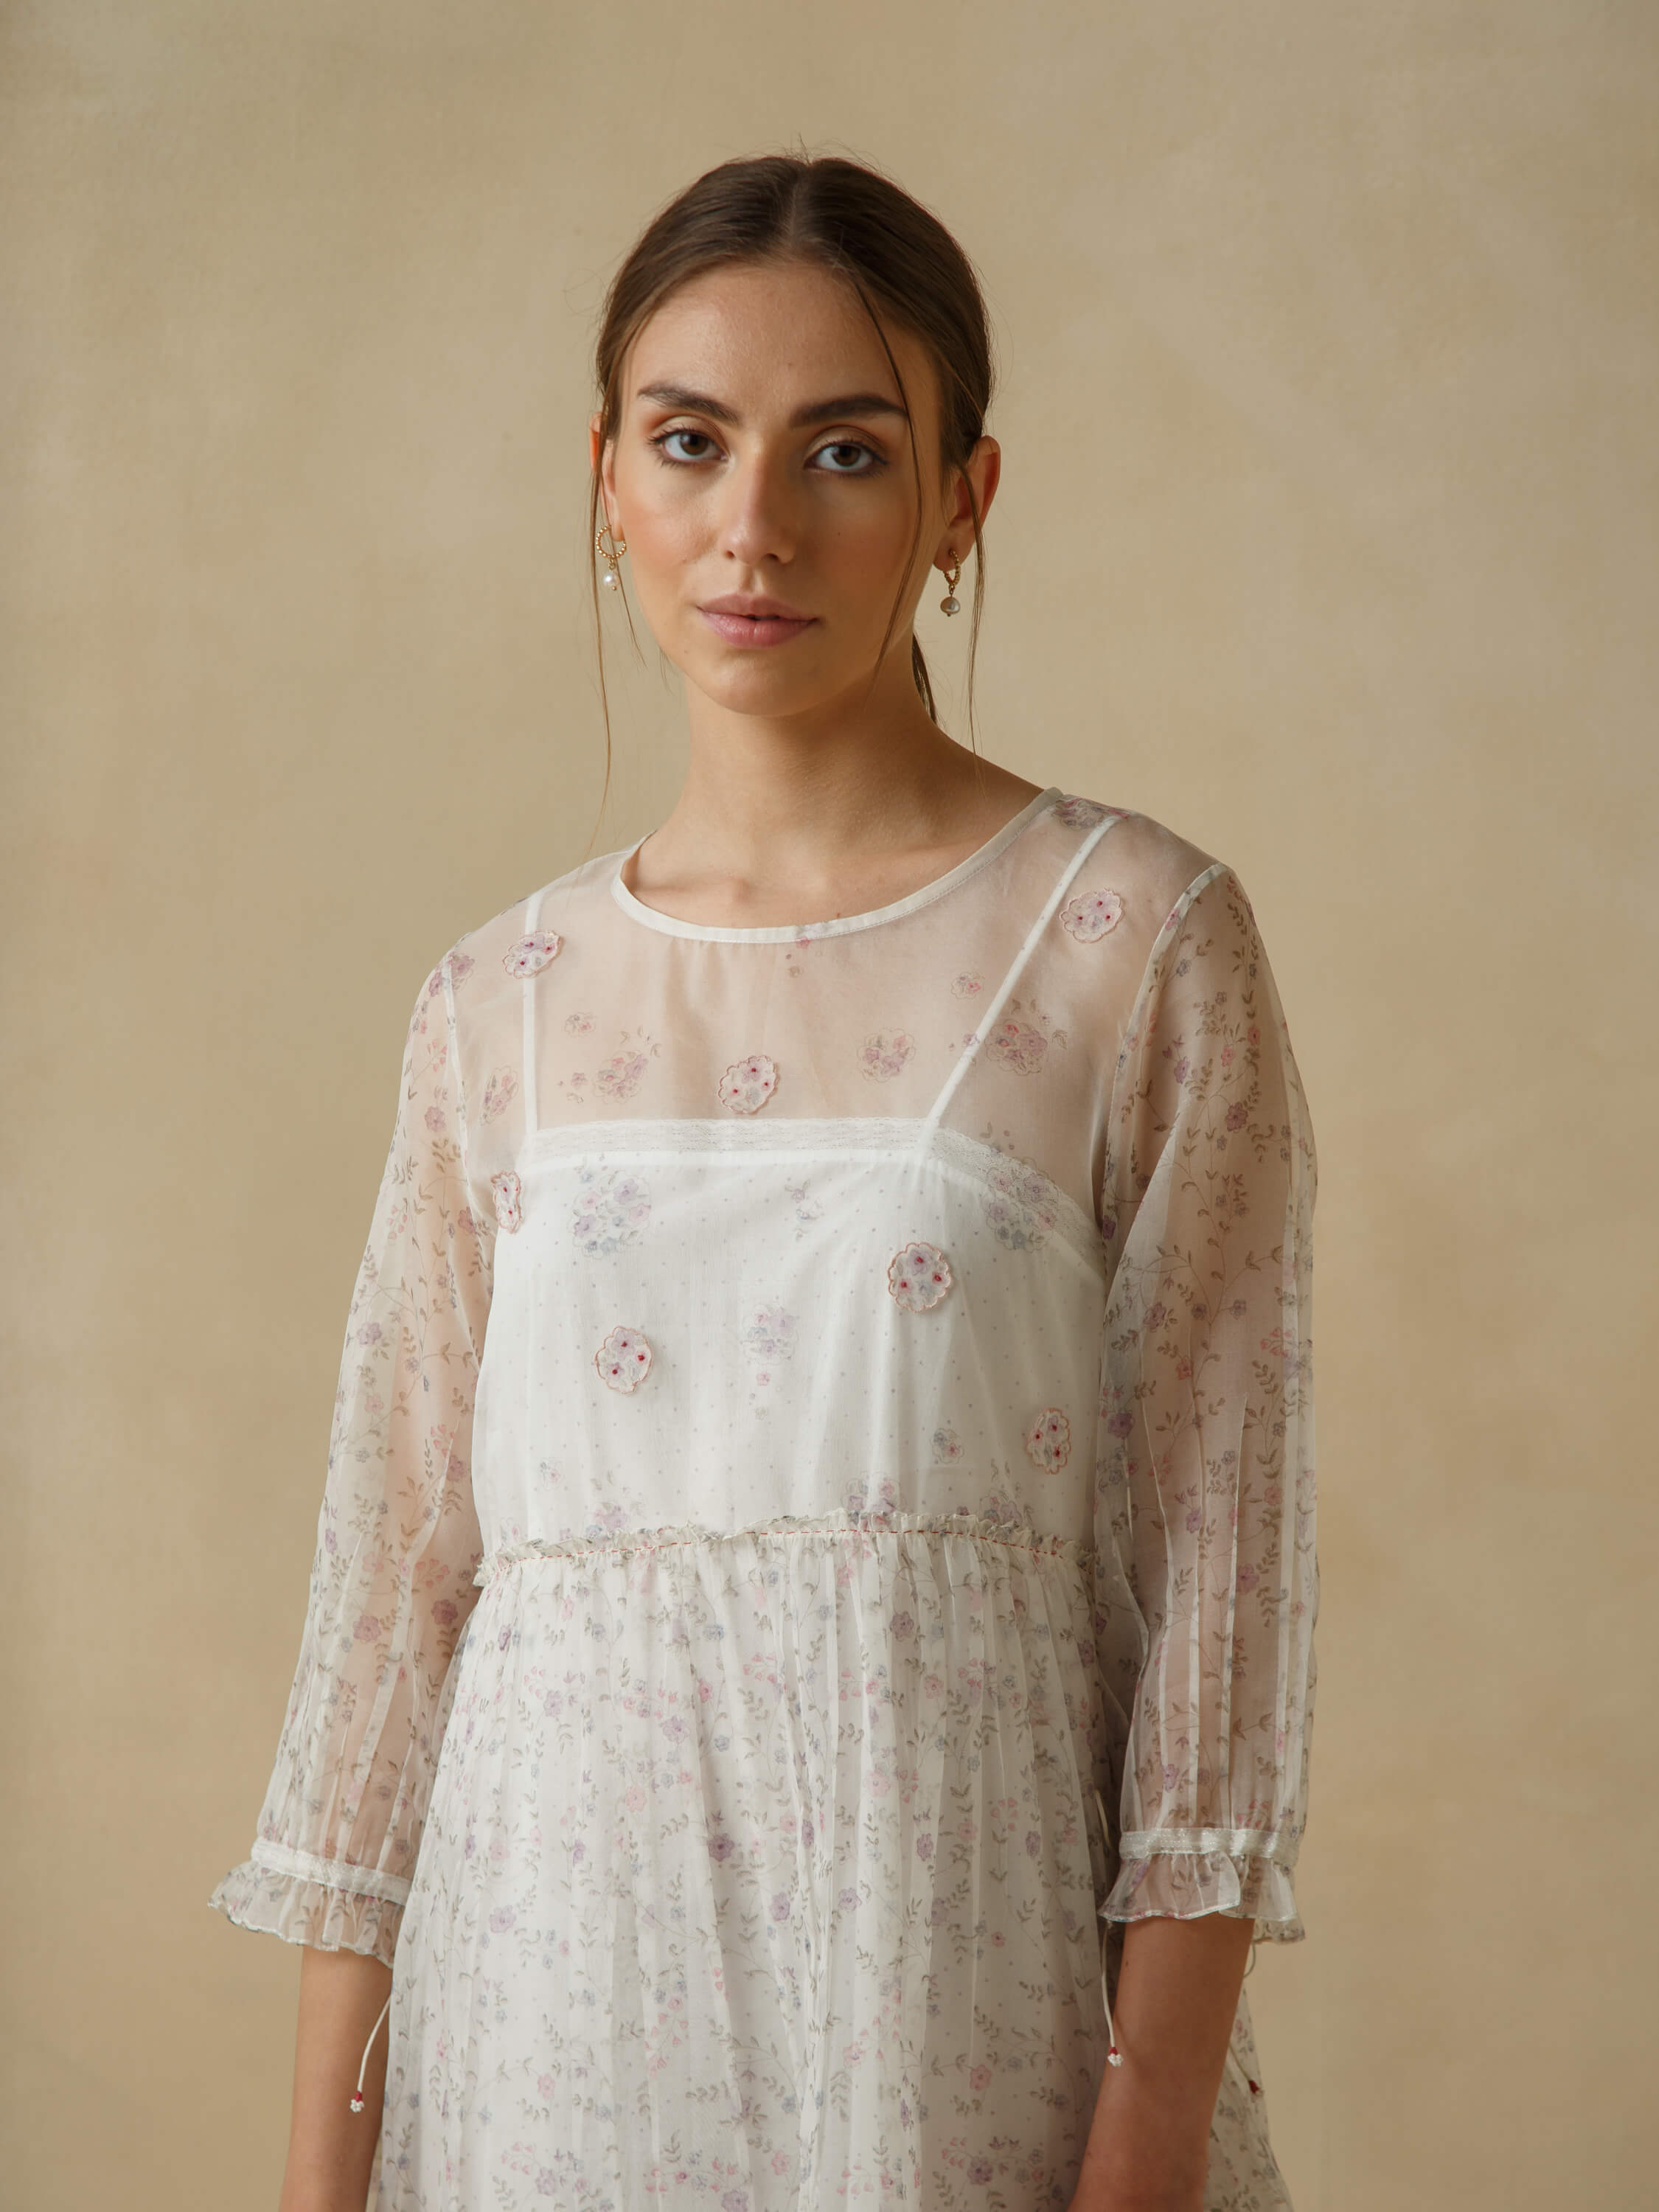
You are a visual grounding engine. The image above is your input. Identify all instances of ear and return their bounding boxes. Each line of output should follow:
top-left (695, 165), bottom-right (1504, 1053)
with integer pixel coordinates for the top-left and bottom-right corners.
top-left (588, 411), bottom-right (616, 524)
top-left (934, 435), bottom-right (1002, 565)
top-left (959, 434), bottom-right (1001, 538)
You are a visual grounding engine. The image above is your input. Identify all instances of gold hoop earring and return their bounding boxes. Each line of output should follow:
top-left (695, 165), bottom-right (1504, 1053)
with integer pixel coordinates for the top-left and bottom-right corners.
top-left (939, 554), bottom-right (963, 616)
top-left (597, 521), bottom-right (628, 590)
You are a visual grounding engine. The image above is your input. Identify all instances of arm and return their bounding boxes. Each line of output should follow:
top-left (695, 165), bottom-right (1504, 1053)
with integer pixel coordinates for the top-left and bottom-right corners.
top-left (1068, 1916), bottom-right (1255, 2212)
top-left (1084, 860), bottom-right (1319, 2197)
top-left (279, 1949), bottom-right (394, 2212)
top-left (209, 955), bottom-right (494, 2172)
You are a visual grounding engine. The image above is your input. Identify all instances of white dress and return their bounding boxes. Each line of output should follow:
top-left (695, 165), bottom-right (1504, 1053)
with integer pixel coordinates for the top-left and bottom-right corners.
top-left (209, 787), bottom-right (1318, 2211)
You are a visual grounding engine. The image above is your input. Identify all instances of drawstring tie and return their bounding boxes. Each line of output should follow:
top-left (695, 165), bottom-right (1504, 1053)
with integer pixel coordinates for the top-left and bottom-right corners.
top-left (349, 1989), bottom-right (393, 2114)
top-left (1092, 1787), bottom-right (1123, 2069)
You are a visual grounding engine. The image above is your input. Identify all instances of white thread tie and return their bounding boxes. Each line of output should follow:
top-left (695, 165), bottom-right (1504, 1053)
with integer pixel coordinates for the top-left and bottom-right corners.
top-left (349, 1989), bottom-right (393, 2114)
top-left (1093, 1786), bottom-right (1123, 2067)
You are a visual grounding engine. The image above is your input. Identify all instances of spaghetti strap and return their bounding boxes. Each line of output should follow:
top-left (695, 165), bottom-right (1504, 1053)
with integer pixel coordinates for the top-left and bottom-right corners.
top-left (924, 810), bottom-right (1127, 1128)
top-left (521, 886), bottom-right (546, 1137)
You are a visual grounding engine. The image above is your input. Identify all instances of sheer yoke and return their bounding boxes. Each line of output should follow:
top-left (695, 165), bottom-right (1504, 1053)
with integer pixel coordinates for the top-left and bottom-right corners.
top-left (211, 788), bottom-right (1318, 2211)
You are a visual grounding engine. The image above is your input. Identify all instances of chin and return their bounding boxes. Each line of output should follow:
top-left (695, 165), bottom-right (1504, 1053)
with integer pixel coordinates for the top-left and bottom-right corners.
top-left (686, 655), bottom-right (835, 718)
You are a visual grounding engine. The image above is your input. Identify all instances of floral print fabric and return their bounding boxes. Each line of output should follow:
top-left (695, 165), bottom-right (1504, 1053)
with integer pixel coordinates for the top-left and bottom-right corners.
top-left (208, 788), bottom-right (1316, 2210)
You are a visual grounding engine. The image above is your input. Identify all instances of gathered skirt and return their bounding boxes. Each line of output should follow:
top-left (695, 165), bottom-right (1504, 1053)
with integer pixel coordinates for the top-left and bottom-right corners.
top-left (374, 1520), bottom-right (1290, 2211)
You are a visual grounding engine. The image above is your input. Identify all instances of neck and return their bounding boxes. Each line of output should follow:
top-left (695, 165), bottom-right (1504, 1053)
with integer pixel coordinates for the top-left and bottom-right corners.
top-left (657, 648), bottom-right (1004, 879)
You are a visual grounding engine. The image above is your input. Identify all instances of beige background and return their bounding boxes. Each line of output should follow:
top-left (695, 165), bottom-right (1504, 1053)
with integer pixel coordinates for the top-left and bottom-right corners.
top-left (4, 3), bottom-right (1655, 2205)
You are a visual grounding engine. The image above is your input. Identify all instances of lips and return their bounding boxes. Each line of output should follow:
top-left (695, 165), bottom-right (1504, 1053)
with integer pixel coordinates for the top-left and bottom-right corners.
top-left (698, 603), bottom-right (818, 648)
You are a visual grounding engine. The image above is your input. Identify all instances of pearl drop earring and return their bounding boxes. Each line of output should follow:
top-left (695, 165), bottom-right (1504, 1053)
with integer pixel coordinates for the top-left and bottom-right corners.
top-left (939, 554), bottom-right (963, 616)
top-left (597, 521), bottom-right (628, 590)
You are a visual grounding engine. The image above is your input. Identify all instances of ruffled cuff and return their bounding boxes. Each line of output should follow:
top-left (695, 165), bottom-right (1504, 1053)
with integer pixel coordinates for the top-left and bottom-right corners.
top-left (1102, 1832), bottom-right (1304, 1941)
top-left (207, 1843), bottom-right (409, 1967)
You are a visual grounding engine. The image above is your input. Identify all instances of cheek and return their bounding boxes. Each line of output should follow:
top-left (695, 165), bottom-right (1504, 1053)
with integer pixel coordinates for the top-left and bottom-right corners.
top-left (818, 479), bottom-right (925, 572)
top-left (623, 480), bottom-right (700, 562)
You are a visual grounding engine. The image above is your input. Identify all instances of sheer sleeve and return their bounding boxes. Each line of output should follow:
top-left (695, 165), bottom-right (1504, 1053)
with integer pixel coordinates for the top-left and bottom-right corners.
top-left (1092, 860), bottom-right (1318, 1940)
top-left (207, 955), bottom-right (492, 1964)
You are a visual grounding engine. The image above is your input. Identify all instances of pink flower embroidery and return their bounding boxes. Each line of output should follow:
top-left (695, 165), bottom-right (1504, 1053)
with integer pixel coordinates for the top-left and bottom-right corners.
top-left (1024, 1408), bottom-right (1071, 1471)
top-left (490, 1170), bottom-right (522, 1233)
top-left (987, 1018), bottom-right (1047, 1074)
top-left (952, 973), bottom-right (984, 998)
top-left (717, 1052), bottom-right (779, 1114)
top-left (888, 1239), bottom-right (953, 1312)
top-left (503, 931), bottom-right (563, 977)
top-left (564, 1010), bottom-right (595, 1034)
top-left (1061, 887), bottom-right (1124, 942)
top-left (595, 1325), bottom-right (653, 1393)
top-left (859, 1032), bottom-right (914, 1082)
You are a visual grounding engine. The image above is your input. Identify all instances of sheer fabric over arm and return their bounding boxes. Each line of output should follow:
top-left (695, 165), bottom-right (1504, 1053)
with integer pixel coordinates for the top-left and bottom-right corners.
top-left (208, 956), bottom-right (491, 1965)
top-left (1093, 863), bottom-right (1318, 1940)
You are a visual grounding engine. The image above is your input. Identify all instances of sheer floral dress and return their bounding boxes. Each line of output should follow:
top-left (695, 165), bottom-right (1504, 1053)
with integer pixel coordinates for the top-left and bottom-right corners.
top-left (209, 786), bottom-right (1318, 2211)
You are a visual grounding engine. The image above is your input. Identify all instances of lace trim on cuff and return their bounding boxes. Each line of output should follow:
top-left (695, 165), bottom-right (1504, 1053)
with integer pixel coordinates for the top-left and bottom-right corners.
top-left (248, 1837), bottom-right (412, 1904)
top-left (208, 1857), bottom-right (404, 1966)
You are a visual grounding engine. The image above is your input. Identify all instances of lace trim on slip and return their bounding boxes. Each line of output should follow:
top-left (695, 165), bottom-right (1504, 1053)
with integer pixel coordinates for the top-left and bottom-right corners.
top-left (516, 1119), bottom-right (1106, 1281)
top-left (249, 1835), bottom-right (413, 1905)
top-left (476, 1508), bottom-right (1097, 1585)
top-left (1117, 1826), bottom-right (1300, 1868)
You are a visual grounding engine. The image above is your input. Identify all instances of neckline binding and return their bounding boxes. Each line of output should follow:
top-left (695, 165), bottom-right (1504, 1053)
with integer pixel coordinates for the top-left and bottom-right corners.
top-left (610, 786), bottom-right (1063, 944)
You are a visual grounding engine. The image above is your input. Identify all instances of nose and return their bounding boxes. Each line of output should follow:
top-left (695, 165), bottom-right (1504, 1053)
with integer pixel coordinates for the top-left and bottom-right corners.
top-left (716, 448), bottom-right (798, 569)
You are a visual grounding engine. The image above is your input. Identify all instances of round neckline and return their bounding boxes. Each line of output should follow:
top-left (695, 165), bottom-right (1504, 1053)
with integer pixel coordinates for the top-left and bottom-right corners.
top-left (610, 786), bottom-right (1063, 945)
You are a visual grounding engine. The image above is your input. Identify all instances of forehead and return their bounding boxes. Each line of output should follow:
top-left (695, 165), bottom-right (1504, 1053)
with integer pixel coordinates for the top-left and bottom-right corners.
top-left (625, 259), bottom-right (933, 420)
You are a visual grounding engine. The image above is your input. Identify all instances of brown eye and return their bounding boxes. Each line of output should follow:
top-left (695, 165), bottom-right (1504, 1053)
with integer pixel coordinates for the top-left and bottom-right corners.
top-left (813, 441), bottom-right (878, 474)
top-left (653, 429), bottom-right (717, 464)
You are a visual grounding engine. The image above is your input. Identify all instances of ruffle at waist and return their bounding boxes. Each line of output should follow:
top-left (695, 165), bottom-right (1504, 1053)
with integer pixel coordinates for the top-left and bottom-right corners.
top-left (474, 1506), bottom-right (1096, 1585)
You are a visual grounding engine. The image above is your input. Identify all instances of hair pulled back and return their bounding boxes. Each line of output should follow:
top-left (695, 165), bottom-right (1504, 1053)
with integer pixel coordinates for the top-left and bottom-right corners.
top-left (588, 151), bottom-right (995, 803)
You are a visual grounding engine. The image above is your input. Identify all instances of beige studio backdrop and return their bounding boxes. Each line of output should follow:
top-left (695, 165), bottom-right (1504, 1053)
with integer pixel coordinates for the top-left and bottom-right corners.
top-left (4, 4), bottom-right (1656, 2207)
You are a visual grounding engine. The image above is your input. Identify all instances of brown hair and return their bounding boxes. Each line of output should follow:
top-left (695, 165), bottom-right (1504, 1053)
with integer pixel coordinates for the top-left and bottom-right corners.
top-left (586, 150), bottom-right (996, 815)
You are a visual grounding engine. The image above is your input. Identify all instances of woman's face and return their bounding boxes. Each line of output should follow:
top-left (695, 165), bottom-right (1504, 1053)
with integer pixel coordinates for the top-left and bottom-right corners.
top-left (591, 257), bottom-right (998, 722)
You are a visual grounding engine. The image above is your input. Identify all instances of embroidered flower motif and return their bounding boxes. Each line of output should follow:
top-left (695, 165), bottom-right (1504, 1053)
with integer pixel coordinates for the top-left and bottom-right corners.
top-left (952, 973), bottom-right (984, 998)
top-left (490, 1170), bottom-right (523, 1233)
top-left (564, 1010), bottom-right (595, 1034)
top-left (595, 1325), bottom-right (653, 1393)
top-left (718, 1053), bottom-right (779, 1114)
top-left (887, 1239), bottom-right (953, 1312)
top-left (932, 1425), bottom-right (964, 1462)
top-left (479, 1067), bottom-right (518, 1122)
top-left (987, 1017), bottom-right (1048, 1074)
top-left (571, 1166), bottom-right (651, 1255)
top-left (503, 931), bottom-right (563, 977)
top-left (1061, 887), bottom-right (1124, 942)
top-left (1024, 1408), bottom-right (1071, 1471)
top-left (858, 1031), bottom-right (914, 1082)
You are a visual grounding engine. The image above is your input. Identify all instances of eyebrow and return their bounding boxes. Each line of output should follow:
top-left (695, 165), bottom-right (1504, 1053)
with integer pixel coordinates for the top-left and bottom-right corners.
top-left (634, 382), bottom-right (909, 429)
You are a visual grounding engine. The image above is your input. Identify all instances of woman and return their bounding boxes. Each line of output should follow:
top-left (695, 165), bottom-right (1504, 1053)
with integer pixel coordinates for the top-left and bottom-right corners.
top-left (211, 153), bottom-right (1318, 2212)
